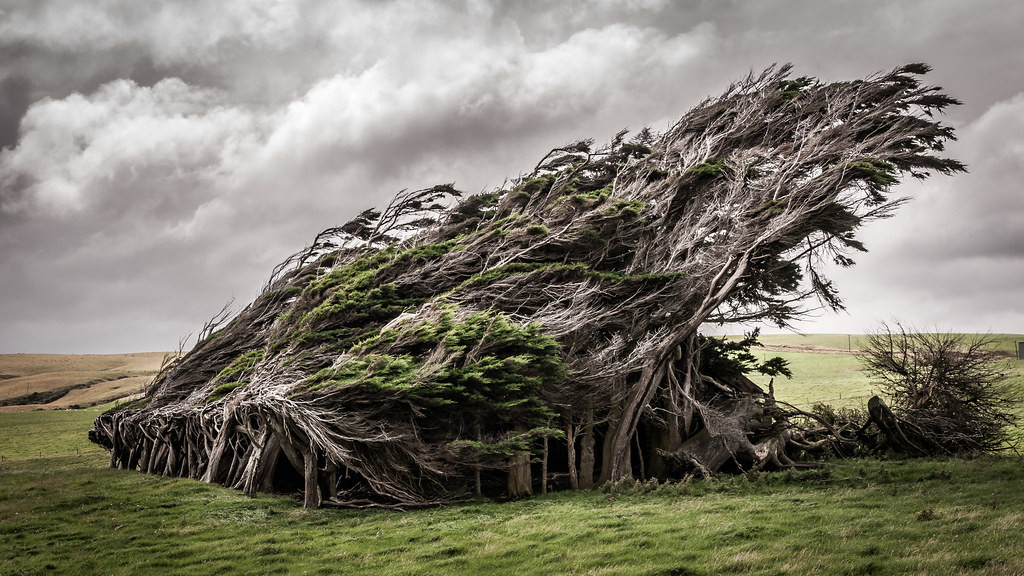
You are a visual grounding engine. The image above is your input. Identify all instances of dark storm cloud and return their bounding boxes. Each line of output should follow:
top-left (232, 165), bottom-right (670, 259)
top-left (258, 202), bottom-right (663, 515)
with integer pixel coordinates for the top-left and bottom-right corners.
top-left (1, 0), bottom-right (1022, 352)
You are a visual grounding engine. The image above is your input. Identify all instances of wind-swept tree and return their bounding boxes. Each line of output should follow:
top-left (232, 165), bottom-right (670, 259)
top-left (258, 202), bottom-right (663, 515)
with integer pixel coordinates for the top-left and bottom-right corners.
top-left (861, 323), bottom-right (1020, 455)
top-left (92, 64), bottom-right (965, 508)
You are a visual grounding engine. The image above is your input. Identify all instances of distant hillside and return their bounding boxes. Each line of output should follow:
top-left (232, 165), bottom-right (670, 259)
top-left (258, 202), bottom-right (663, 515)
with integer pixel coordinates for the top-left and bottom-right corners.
top-left (0, 353), bottom-right (168, 412)
top-left (747, 333), bottom-right (1024, 356)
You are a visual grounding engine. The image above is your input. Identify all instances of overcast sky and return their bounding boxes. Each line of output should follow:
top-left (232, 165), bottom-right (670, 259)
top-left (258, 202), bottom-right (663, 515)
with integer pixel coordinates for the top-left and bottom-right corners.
top-left (1, 0), bottom-right (1022, 353)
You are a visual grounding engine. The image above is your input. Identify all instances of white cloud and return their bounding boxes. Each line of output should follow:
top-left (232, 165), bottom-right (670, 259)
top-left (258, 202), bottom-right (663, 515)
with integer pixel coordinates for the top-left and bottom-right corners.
top-left (887, 92), bottom-right (1024, 261)
top-left (0, 0), bottom-right (306, 62)
top-left (0, 5), bottom-right (725, 352)
top-left (789, 91), bottom-right (1024, 335)
top-left (0, 78), bottom-right (263, 220)
top-left (3, 0), bottom-right (1024, 352)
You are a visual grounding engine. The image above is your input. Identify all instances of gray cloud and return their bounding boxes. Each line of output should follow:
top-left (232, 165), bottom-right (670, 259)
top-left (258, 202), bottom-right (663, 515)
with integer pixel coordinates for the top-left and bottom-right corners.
top-left (787, 90), bottom-right (1024, 335)
top-left (1, 0), bottom-right (1022, 352)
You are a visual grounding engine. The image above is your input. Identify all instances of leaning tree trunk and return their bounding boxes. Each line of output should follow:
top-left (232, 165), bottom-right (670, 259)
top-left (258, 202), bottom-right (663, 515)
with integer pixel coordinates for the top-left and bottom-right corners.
top-left (866, 396), bottom-right (928, 456)
top-left (606, 254), bottom-right (752, 482)
top-left (659, 397), bottom-right (777, 477)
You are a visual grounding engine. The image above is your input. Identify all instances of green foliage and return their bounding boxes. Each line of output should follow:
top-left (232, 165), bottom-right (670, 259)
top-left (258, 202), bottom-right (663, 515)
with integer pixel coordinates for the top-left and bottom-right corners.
top-left (298, 247), bottom-right (428, 334)
top-left (212, 349), bottom-right (265, 385)
top-left (270, 242), bottom-right (466, 361)
top-left (578, 226), bottom-right (608, 247)
top-left (261, 284), bottom-right (303, 302)
top-left (338, 207), bottom-right (382, 241)
top-left (450, 427), bottom-right (564, 462)
top-left (569, 186), bottom-right (611, 206)
top-left (457, 262), bottom-right (553, 290)
top-left (310, 354), bottom-right (421, 393)
top-left (777, 76), bottom-right (815, 102)
top-left (307, 280), bottom-right (403, 324)
top-left (207, 349), bottom-right (265, 401)
top-left (485, 214), bottom-right (521, 236)
top-left (699, 330), bottom-right (792, 385)
top-left (524, 224), bottom-right (549, 236)
top-left (458, 261), bottom-right (684, 296)
top-left (290, 327), bottom-right (368, 351)
top-left (304, 309), bottom-right (564, 451)
top-left (844, 159), bottom-right (899, 201)
top-left (209, 381), bottom-right (244, 399)
top-left (442, 192), bottom-right (501, 234)
top-left (515, 175), bottom-right (556, 199)
top-left (391, 239), bottom-right (462, 266)
top-left (645, 168), bottom-right (669, 182)
top-left (609, 199), bottom-right (645, 219)
top-left (687, 158), bottom-right (732, 180)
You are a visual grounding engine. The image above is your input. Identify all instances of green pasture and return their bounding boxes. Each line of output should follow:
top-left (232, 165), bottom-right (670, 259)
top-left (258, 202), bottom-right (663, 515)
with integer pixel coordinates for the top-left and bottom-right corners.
top-left (2, 454), bottom-right (1023, 575)
top-left (750, 332), bottom-right (1024, 356)
top-left (747, 350), bottom-right (876, 409)
top-left (744, 333), bottom-right (1024, 411)
top-left (0, 405), bottom-right (110, 461)
top-left (2, 337), bottom-right (1024, 575)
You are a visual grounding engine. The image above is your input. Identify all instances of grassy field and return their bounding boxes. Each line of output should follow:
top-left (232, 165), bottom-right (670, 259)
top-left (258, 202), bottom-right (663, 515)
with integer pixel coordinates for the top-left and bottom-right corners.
top-left (747, 349), bottom-right (876, 409)
top-left (0, 352), bottom-right (166, 411)
top-left (749, 333), bottom-right (1024, 356)
top-left (2, 454), bottom-right (1022, 575)
top-left (0, 404), bottom-right (112, 461)
top-left (1, 338), bottom-right (1023, 575)
top-left (743, 333), bottom-right (1024, 411)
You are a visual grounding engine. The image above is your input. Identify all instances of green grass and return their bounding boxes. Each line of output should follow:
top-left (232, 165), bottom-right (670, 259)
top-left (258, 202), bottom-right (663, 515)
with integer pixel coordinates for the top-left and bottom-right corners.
top-left (0, 404), bottom-right (111, 461)
top-left (3, 340), bottom-right (1024, 574)
top-left (747, 351), bottom-right (877, 409)
top-left (744, 333), bottom-right (1024, 411)
top-left (752, 332), bottom-right (1024, 357)
top-left (1, 455), bottom-right (1023, 575)
top-left (751, 333), bottom-right (873, 351)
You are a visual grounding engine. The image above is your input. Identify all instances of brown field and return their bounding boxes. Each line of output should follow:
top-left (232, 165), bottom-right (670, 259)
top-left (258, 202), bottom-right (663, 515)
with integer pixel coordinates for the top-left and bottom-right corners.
top-left (0, 352), bottom-right (169, 412)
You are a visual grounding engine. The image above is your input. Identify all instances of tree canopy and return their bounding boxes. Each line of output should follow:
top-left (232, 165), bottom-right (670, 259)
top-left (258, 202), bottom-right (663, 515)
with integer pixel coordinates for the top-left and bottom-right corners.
top-left (91, 64), bottom-right (966, 508)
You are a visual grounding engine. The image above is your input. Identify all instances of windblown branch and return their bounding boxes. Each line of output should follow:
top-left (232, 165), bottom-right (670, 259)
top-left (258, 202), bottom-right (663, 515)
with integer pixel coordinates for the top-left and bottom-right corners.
top-left (92, 63), bottom-right (966, 506)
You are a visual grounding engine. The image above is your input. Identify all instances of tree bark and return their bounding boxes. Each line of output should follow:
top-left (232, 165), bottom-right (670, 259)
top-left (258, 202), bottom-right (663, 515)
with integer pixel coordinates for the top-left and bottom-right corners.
top-left (301, 445), bottom-right (321, 509)
top-left (244, 431), bottom-right (280, 497)
top-left (541, 434), bottom-right (549, 494)
top-left (579, 406), bottom-right (595, 489)
top-left (660, 397), bottom-right (767, 476)
top-left (867, 395), bottom-right (926, 455)
top-left (634, 430), bottom-right (645, 480)
top-left (566, 420), bottom-right (579, 490)
top-left (605, 362), bottom-right (666, 482)
top-left (607, 254), bottom-right (751, 482)
top-left (323, 462), bottom-right (338, 502)
top-left (507, 452), bottom-right (533, 497)
top-left (202, 412), bottom-right (236, 484)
